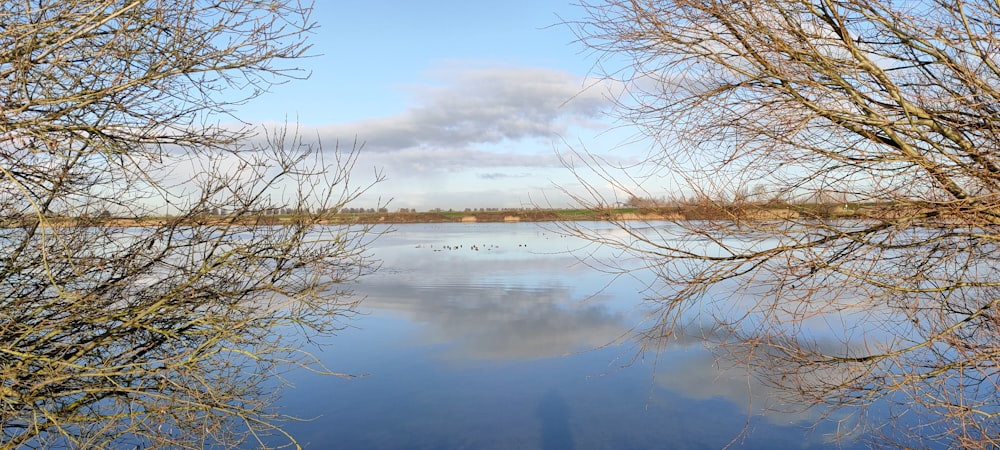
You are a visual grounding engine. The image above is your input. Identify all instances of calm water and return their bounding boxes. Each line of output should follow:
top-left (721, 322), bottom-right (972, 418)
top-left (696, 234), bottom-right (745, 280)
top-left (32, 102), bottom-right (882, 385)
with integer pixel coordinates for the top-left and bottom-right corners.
top-left (270, 223), bottom-right (869, 449)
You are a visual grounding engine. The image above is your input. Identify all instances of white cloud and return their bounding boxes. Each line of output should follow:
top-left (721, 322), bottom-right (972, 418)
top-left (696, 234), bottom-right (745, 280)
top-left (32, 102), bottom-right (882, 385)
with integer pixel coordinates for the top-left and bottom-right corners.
top-left (309, 64), bottom-right (611, 160)
top-left (248, 63), bottom-right (638, 209)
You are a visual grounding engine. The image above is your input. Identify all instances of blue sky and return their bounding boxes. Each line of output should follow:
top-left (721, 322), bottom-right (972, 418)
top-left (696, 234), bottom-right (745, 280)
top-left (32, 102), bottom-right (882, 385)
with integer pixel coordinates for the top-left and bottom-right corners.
top-left (235, 1), bottom-right (651, 211)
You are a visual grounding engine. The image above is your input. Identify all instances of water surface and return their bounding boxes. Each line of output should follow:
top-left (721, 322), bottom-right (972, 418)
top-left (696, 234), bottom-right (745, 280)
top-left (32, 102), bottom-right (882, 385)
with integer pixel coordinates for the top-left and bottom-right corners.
top-left (272, 222), bottom-right (867, 449)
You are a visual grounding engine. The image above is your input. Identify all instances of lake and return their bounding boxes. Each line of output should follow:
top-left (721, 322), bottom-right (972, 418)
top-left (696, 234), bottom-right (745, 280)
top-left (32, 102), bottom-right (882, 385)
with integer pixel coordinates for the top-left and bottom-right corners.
top-left (269, 222), bottom-right (870, 449)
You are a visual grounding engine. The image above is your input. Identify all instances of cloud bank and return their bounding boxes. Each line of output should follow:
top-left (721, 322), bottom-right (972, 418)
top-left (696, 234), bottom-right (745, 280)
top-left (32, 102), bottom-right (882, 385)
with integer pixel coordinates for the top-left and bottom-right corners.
top-left (311, 64), bottom-right (611, 163)
top-left (254, 64), bottom-right (625, 209)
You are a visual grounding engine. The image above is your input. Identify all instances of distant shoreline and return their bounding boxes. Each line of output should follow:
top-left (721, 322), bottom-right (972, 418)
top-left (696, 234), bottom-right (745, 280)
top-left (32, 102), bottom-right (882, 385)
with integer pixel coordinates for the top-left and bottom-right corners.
top-left (4, 204), bottom-right (889, 228)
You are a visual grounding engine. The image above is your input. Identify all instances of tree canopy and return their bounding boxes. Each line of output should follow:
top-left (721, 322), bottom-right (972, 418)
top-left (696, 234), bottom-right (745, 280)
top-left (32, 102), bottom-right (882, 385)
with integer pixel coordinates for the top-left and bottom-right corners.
top-left (0, 1), bottom-right (378, 448)
top-left (568, 1), bottom-right (1000, 447)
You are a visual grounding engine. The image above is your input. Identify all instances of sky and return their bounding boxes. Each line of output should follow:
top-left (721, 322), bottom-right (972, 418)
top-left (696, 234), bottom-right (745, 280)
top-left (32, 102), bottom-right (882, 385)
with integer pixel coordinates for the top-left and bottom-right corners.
top-left (234, 1), bottom-right (651, 211)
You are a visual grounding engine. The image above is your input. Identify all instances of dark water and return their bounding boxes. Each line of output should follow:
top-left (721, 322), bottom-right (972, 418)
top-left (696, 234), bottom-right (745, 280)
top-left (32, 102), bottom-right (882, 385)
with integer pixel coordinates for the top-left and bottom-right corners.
top-left (270, 223), bottom-right (868, 449)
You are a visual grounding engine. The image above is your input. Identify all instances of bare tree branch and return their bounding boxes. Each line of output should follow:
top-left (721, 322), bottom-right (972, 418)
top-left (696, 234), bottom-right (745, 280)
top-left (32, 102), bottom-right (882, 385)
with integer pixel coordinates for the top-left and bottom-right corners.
top-left (567, 1), bottom-right (1000, 447)
top-left (0, 1), bottom-right (381, 448)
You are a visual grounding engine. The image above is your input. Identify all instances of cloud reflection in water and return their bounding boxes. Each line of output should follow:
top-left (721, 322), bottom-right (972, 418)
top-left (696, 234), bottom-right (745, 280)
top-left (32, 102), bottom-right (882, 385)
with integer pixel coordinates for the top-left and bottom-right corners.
top-left (271, 223), bottom-right (869, 449)
top-left (360, 280), bottom-right (627, 361)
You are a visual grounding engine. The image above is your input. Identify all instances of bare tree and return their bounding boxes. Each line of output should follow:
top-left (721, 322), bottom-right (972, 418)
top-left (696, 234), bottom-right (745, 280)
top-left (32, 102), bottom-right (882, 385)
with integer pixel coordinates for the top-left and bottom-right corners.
top-left (565, 1), bottom-right (1000, 447)
top-left (0, 1), bottom-right (380, 448)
